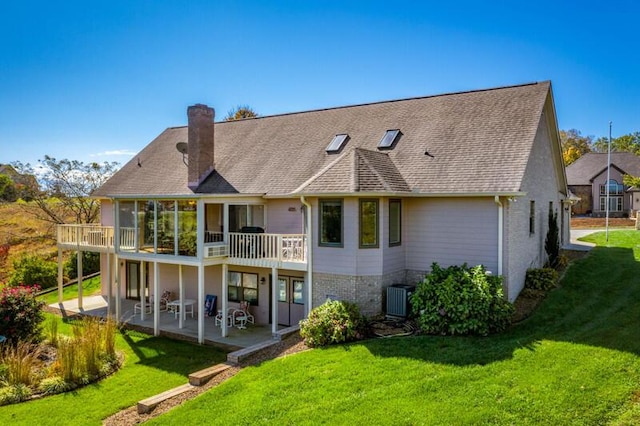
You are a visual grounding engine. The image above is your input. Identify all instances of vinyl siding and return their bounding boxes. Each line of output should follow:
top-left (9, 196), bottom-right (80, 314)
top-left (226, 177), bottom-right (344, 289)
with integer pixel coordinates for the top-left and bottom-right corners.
top-left (404, 198), bottom-right (498, 273)
top-left (265, 199), bottom-right (304, 234)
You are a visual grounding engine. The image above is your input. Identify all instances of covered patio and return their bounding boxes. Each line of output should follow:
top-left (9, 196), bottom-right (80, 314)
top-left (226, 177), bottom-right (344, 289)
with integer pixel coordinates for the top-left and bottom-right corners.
top-left (49, 296), bottom-right (281, 349)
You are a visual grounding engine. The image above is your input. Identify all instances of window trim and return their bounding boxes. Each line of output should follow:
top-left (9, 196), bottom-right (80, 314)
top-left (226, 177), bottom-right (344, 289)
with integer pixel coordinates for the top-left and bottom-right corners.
top-left (359, 198), bottom-right (379, 249)
top-left (389, 199), bottom-right (401, 246)
top-left (319, 199), bottom-right (344, 247)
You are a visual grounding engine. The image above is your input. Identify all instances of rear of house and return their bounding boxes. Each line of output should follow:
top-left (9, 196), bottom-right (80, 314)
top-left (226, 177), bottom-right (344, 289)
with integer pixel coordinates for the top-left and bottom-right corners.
top-left (56, 81), bottom-right (570, 343)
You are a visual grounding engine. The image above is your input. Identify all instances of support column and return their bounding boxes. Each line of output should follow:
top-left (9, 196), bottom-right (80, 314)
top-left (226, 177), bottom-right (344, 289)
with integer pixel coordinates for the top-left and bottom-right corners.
top-left (272, 266), bottom-right (278, 335)
top-left (57, 247), bottom-right (63, 304)
top-left (140, 261), bottom-right (146, 321)
top-left (115, 256), bottom-right (121, 321)
top-left (178, 265), bottom-right (184, 329)
top-left (153, 261), bottom-right (159, 336)
top-left (77, 250), bottom-right (83, 310)
top-left (198, 264), bottom-right (205, 344)
top-left (106, 252), bottom-right (112, 317)
top-left (222, 263), bottom-right (228, 338)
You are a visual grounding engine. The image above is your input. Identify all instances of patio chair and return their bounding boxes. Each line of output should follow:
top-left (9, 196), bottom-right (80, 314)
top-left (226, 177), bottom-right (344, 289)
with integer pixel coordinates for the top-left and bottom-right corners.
top-left (160, 290), bottom-right (174, 313)
top-left (205, 294), bottom-right (217, 317)
top-left (134, 299), bottom-right (152, 315)
top-left (239, 300), bottom-right (255, 324)
top-left (215, 308), bottom-right (236, 327)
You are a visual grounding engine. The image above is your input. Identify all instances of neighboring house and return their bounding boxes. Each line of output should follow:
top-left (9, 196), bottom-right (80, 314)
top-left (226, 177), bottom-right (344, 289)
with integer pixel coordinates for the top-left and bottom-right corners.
top-left (566, 152), bottom-right (640, 217)
top-left (56, 81), bottom-right (570, 344)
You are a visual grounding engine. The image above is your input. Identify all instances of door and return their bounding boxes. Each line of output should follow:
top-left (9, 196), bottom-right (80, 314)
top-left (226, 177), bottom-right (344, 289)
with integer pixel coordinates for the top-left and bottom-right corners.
top-left (277, 276), bottom-right (305, 326)
top-left (126, 261), bottom-right (140, 300)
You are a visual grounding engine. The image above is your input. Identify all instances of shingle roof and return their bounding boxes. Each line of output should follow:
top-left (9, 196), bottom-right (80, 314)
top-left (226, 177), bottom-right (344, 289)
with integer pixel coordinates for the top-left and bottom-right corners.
top-left (94, 81), bottom-right (552, 198)
top-left (566, 152), bottom-right (640, 185)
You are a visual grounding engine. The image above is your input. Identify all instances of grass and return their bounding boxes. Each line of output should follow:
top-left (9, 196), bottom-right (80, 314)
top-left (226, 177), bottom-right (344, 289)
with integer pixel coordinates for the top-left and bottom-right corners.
top-left (149, 230), bottom-right (640, 425)
top-left (0, 313), bottom-right (227, 425)
top-left (37, 275), bottom-right (102, 305)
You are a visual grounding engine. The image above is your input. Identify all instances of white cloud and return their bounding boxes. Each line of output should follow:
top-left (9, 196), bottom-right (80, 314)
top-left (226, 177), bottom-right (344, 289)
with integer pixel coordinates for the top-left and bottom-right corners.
top-left (89, 150), bottom-right (137, 157)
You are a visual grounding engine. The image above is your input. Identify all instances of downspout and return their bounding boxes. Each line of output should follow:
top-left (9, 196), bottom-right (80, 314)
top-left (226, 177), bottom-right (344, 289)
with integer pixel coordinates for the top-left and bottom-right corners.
top-left (300, 196), bottom-right (313, 316)
top-left (494, 196), bottom-right (503, 276)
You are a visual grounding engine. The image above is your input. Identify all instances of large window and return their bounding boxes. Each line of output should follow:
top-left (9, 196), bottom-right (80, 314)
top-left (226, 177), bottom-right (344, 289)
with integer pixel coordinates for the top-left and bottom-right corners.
top-left (359, 199), bottom-right (379, 248)
top-left (319, 199), bottom-right (343, 246)
top-left (389, 199), bottom-right (401, 246)
top-left (600, 196), bottom-right (623, 212)
top-left (600, 179), bottom-right (624, 195)
top-left (228, 271), bottom-right (258, 305)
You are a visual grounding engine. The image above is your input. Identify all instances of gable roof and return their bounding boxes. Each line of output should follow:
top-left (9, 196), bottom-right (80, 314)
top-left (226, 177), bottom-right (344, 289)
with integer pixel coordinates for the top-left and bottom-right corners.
top-left (94, 81), bottom-right (553, 198)
top-left (566, 152), bottom-right (640, 185)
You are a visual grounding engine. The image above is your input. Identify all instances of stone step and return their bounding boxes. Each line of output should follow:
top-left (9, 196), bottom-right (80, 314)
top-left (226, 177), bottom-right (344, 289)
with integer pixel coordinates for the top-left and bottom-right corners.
top-left (188, 363), bottom-right (232, 386)
top-left (137, 383), bottom-right (194, 414)
top-left (227, 339), bottom-right (280, 365)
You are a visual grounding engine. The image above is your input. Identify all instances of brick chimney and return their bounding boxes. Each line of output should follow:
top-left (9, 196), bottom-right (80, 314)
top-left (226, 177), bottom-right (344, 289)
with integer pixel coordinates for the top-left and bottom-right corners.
top-left (187, 104), bottom-right (215, 190)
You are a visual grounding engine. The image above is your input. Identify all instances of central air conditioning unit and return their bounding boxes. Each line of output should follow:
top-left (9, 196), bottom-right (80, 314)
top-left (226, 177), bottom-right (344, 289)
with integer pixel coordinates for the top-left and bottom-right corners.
top-left (386, 284), bottom-right (415, 318)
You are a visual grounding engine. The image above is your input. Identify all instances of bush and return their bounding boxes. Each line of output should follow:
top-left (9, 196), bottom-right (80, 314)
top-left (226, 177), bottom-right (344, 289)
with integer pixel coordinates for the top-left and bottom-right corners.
top-left (411, 263), bottom-right (514, 336)
top-left (0, 285), bottom-right (45, 343)
top-left (38, 376), bottom-right (72, 395)
top-left (525, 268), bottom-right (558, 291)
top-left (300, 299), bottom-right (367, 347)
top-left (0, 384), bottom-right (32, 405)
top-left (0, 342), bottom-right (42, 386)
top-left (7, 255), bottom-right (57, 289)
top-left (545, 210), bottom-right (560, 268)
top-left (64, 251), bottom-right (101, 280)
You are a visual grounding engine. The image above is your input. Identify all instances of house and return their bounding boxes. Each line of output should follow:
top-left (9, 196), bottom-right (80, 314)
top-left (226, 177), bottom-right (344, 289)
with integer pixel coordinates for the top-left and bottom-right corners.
top-left (56, 81), bottom-right (570, 344)
top-left (566, 152), bottom-right (640, 217)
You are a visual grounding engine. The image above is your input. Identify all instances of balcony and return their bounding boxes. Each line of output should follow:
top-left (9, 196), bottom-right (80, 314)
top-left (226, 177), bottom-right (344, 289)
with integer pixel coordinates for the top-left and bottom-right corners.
top-left (57, 225), bottom-right (307, 267)
top-left (57, 224), bottom-right (115, 253)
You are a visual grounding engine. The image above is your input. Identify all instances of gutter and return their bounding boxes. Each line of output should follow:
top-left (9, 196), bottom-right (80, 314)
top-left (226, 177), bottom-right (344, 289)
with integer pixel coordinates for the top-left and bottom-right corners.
top-left (494, 196), bottom-right (503, 276)
top-left (300, 196), bottom-right (313, 316)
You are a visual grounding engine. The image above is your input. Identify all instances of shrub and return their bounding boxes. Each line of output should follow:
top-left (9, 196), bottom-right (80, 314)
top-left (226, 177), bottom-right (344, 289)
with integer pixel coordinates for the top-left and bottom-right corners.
top-left (545, 210), bottom-right (561, 268)
top-left (300, 299), bottom-right (367, 347)
top-left (0, 384), bottom-right (32, 406)
top-left (411, 263), bottom-right (514, 336)
top-left (64, 251), bottom-right (101, 280)
top-left (525, 268), bottom-right (558, 291)
top-left (0, 342), bottom-right (42, 386)
top-left (7, 255), bottom-right (57, 289)
top-left (38, 376), bottom-right (72, 395)
top-left (0, 285), bottom-right (45, 343)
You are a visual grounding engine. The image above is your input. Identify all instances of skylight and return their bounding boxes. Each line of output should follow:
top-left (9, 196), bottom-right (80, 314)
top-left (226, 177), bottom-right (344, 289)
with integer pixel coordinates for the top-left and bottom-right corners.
top-left (378, 129), bottom-right (401, 149)
top-left (326, 134), bottom-right (349, 153)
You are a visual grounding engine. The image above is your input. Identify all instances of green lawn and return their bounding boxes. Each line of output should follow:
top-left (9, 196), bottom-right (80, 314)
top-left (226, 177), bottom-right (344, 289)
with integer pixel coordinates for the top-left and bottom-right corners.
top-left (149, 230), bottom-right (640, 425)
top-left (0, 314), bottom-right (227, 425)
top-left (38, 275), bottom-right (102, 305)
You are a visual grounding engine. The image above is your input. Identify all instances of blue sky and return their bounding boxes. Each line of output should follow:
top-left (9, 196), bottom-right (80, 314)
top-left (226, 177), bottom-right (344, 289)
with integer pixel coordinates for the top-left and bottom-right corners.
top-left (1, 1), bottom-right (638, 167)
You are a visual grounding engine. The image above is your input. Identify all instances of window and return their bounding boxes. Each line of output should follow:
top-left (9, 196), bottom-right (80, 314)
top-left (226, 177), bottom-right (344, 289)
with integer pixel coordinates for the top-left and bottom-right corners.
top-left (600, 179), bottom-right (624, 195)
top-left (378, 129), bottom-right (401, 149)
top-left (389, 199), bottom-right (401, 246)
top-left (228, 271), bottom-right (258, 305)
top-left (319, 199), bottom-right (343, 246)
top-left (326, 134), bottom-right (349, 153)
top-left (600, 196), bottom-right (623, 212)
top-left (360, 199), bottom-right (379, 248)
top-left (529, 200), bottom-right (535, 235)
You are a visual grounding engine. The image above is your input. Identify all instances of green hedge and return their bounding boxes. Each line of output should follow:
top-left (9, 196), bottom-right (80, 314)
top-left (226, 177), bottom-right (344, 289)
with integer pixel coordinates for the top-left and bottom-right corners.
top-left (525, 268), bottom-right (558, 291)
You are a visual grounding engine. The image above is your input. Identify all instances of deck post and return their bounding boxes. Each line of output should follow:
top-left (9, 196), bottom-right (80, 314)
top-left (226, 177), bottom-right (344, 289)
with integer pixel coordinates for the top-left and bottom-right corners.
top-left (178, 265), bottom-right (184, 329)
top-left (198, 264), bottom-right (204, 344)
top-left (140, 261), bottom-right (146, 321)
top-left (222, 263), bottom-right (228, 338)
top-left (153, 261), bottom-right (159, 336)
top-left (115, 255), bottom-right (121, 321)
top-left (272, 266), bottom-right (278, 335)
top-left (57, 247), bottom-right (63, 304)
top-left (77, 249), bottom-right (83, 310)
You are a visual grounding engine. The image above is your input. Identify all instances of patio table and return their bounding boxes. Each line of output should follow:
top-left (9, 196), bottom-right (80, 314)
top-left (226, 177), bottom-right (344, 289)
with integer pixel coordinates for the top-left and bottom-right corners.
top-left (166, 299), bottom-right (195, 320)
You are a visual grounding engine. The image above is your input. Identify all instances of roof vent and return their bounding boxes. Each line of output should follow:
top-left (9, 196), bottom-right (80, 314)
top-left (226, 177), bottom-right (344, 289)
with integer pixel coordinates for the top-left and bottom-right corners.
top-left (378, 129), bottom-right (401, 149)
top-left (326, 134), bottom-right (349, 153)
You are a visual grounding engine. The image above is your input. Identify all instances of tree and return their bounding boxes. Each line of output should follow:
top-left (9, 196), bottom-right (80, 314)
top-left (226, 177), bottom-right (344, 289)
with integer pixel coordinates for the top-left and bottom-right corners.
top-left (12, 156), bottom-right (118, 225)
top-left (560, 129), bottom-right (592, 165)
top-left (0, 174), bottom-right (17, 202)
top-left (623, 174), bottom-right (640, 188)
top-left (224, 105), bottom-right (258, 121)
top-left (593, 132), bottom-right (640, 155)
top-left (545, 209), bottom-right (560, 269)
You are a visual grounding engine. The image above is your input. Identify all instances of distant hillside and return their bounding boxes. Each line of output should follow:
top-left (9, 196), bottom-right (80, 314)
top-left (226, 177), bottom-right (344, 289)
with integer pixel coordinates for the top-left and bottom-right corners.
top-left (0, 202), bottom-right (58, 283)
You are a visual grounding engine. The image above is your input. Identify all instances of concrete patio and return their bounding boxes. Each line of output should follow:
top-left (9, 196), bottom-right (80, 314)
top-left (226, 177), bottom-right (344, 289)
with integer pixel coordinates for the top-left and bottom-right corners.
top-left (49, 296), bottom-right (279, 350)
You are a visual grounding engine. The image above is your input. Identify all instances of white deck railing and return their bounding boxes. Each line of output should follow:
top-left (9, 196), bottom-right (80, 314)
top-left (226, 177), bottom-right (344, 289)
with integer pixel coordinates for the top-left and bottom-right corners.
top-left (58, 225), bottom-right (307, 263)
top-left (57, 224), bottom-right (114, 249)
top-left (226, 232), bottom-right (306, 263)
